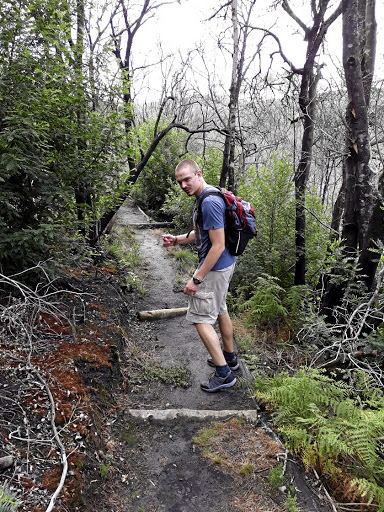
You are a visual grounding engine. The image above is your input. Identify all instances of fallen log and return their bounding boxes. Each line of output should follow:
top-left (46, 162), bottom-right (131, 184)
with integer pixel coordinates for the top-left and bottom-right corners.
top-left (138, 307), bottom-right (187, 321)
top-left (317, 349), bottom-right (380, 369)
top-left (130, 222), bottom-right (174, 229)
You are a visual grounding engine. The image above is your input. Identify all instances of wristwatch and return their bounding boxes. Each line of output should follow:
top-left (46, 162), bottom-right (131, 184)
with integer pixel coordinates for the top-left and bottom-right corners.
top-left (193, 276), bottom-right (203, 285)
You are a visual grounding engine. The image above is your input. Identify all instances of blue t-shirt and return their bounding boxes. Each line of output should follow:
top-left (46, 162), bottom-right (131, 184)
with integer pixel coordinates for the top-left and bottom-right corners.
top-left (194, 187), bottom-right (237, 270)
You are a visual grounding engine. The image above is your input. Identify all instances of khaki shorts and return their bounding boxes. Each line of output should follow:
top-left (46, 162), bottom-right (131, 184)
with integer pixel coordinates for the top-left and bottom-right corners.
top-left (186, 263), bottom-right (235, 325)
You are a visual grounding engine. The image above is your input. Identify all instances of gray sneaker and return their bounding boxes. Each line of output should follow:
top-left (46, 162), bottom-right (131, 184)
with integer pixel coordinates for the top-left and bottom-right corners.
top-left (200, 371), bottom-right (236, 393)
top-left (207, 356), bottom-right (239, 371)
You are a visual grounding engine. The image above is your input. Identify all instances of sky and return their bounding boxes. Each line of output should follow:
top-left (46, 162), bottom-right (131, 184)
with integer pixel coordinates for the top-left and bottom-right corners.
top-left (134, 0), bottom-right (384, 86)
top-left (156, 1), bottom-right (383, 57)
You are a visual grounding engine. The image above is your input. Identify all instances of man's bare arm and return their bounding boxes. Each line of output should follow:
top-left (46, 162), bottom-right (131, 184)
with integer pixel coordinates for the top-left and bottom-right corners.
top-left (163, 231), bottom-right (196, 247)
top-left (183, 228), bottom-right (225, 296)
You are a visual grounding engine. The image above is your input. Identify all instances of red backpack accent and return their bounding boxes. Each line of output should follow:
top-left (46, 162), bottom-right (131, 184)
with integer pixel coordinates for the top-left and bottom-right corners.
top-left (197, 186), bottom-right (258, 256)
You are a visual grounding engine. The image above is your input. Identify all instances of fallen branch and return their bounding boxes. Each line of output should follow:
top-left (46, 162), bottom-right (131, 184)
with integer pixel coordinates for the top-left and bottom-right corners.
top-left (0, 266), bottom-right (81, 510)
top-left (138, 307), bottom-right (187, 321)
top-left (129, 222), bottom-right (174, 229)
top-left (34, 370), bottom-right (68, 512)
top-left (337, 504), bottom-right (380, 511)
top-left (317, 349), bottom-right (379, 369)
top-left (313, 468), bottom-right (338, 512)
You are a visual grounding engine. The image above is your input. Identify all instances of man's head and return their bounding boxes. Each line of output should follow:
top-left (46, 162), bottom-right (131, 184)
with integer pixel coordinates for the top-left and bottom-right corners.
top-left (175, 159), bottom-right (205, 197)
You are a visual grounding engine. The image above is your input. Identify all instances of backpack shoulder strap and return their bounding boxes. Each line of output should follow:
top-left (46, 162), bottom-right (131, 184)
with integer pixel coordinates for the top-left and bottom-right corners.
top-left (196, 186), bottom-right (225, 219)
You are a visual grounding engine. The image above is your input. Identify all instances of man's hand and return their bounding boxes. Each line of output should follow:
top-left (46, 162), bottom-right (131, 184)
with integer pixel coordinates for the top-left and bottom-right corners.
top-left (162, 234), bottom-right (176, 247)
top-left (184, 278), bottom-right (199, 296)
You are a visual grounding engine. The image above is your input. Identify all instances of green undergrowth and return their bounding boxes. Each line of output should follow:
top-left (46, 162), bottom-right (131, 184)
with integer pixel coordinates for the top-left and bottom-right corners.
top-left (170, 246), bottom-right (198, 277)
top-left (146, 363), bottom-right (191, 387)
top-left (268, 462), bottom-right (284, 488)
top-left (0, 481), bottom-right (22, 511)
top-left (166, 246), bottom-right (199, 291)
top-left (284, 488), bottom-right (299, 512)
top-left (127, 355), bottom-right (191, 388)
top-left (103, 227), bottom-right (144, 294)
top-left (105, 227), bottom-right (141, 267)
top-left (255, 367), bottom-right (384, 510)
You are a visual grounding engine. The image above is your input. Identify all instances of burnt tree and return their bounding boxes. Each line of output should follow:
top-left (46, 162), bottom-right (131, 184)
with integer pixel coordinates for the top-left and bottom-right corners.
top-left (281, 0), bottom-right (343, 285)
top-left (320, 0), bottom-right (378, 317)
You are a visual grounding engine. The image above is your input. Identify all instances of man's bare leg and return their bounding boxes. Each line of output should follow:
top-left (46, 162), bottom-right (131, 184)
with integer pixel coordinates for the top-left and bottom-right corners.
top-left (194, 323), bottom-right (227, 366)
top-left (196, 321), bottom-right (237, 392)
top-left (218, 313), bottom-right (234, 353)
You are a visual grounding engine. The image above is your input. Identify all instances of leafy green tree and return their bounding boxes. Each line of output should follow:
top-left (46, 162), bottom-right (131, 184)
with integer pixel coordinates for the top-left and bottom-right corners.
top-left (238, 156), bottom-right (296, 285)
top-left (0, 0), bottom-right (128, 273)
top-left (233, 155), bottom-right (329, 293)
top-left (130, 121), bottom-right (186, 215)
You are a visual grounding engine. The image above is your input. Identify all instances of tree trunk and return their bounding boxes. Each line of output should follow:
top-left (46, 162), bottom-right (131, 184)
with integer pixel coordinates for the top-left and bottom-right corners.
top-left (358, 192), bottom-right (384, 290)
top-left (341, 0), bottom-right (376, 252)
top-left (294, 65), bottom-right (319, 285)
top-left (355, 0), bottom-right (379, 290)
top-left (220, 0), bottom-right (239, 193)
top-left (330, 163), bottom-right (346, 237)
top-left (319, 0), bottom-right (377, 317)
top-left (281, 0), bottom-right (342, 286)
top-left (73, 0), bottom-right (89, 237)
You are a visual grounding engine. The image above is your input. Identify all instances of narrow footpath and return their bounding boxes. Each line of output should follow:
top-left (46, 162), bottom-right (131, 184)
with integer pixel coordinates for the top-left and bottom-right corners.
top-left (115, 199), bottom-right (256, 414)
top-left (86, 199), bottom-right (333, 512)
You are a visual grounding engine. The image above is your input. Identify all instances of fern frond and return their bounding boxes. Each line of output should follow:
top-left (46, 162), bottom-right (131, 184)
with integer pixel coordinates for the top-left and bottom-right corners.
top-left (348, 408), bottom-right (384, 479)
top-left (256, 366), bottom-right (384, 508)
top-left (278, 425), bottom-right (314, 454)
top-left (351, 477), bottom-right (384, 511)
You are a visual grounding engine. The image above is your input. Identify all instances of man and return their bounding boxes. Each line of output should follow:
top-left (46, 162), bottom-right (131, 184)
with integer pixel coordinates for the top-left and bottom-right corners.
top-left (163, 159), bottom-right (238, 392)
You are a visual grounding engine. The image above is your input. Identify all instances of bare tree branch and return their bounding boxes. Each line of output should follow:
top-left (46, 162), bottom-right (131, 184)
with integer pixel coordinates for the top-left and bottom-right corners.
top-left (282, 0), bottom-right (309, 35)
top-left (246, 26), bottom-right (303, 74)
top-left (208, 1), bottom-right (231, 21)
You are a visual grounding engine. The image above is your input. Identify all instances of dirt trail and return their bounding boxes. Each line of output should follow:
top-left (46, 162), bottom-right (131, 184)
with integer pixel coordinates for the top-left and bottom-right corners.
top-left (87, 199), bottom-right (333, 512)
top-left (115, 200), bottom-right (256, 413)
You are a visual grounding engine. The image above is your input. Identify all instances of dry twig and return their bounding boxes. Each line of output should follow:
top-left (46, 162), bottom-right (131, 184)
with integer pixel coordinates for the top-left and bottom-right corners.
top-left (0, 264), bottom-right (86, 510)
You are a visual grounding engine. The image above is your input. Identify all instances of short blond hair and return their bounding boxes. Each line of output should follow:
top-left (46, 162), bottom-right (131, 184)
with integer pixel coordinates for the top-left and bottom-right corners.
top-left (175, 159), bottom-right (200, 174)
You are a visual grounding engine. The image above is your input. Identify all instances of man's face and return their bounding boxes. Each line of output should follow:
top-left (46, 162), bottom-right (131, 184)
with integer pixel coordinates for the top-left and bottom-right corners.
top-left (175, 167), bottom-right (203, 196)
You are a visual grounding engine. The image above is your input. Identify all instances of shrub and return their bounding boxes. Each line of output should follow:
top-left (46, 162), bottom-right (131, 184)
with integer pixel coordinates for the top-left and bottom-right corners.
top-left (234, 155), bottom-right (330, 290)
top-left (238, 274), bottom-right (288, 326)
top-left (256, 368), bottom-right (384, 509)
top-left (161, 180), bottom-right (195, 233)
top-left (130, 122), bottom-right (186, 216)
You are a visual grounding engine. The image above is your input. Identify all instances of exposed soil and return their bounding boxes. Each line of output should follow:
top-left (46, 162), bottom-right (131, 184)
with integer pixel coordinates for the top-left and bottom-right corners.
top-left (0, 198), bottom-right (334, 512)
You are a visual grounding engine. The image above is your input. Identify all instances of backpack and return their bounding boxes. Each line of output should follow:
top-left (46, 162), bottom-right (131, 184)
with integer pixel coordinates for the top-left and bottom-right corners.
top-left (196, 186), bottom-right (258, 256)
